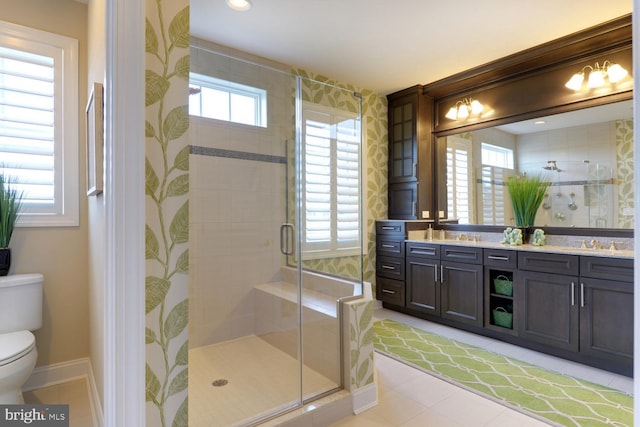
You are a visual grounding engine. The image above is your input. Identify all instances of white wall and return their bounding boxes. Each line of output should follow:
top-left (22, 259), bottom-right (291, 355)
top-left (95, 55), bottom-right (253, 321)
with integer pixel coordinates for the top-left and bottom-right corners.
top-left (188, 41), bottom-right (293, 348)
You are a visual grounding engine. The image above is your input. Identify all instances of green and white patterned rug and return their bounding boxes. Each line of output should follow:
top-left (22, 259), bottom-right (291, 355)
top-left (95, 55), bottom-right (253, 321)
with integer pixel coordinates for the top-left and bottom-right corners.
top-left (374, 319), bottom-right (633, 427)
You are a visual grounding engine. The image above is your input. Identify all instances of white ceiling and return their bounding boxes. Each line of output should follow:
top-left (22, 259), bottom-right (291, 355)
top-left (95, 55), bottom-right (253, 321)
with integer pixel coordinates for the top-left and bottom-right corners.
top-left (191, 0), bottom-right (632, 95)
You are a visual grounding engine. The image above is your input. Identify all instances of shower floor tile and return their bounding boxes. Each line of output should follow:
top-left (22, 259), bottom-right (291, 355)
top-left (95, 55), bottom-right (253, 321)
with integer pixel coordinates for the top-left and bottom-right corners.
top-left (189, 335), bottom-right (338, 426)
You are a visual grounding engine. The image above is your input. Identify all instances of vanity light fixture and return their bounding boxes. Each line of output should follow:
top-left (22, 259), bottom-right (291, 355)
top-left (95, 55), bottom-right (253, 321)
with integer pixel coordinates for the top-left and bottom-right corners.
top-left (227, 0), bottom-right (252, 11)
top-left (565, 61), bottom-right (628, 91)
top-left (445, 98), bottom-right (484, 120)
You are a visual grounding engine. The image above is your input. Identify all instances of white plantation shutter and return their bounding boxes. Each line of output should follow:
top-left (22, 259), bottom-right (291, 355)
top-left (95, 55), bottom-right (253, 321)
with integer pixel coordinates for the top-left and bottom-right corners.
top-left (302, 103), bottom-right (361, 257)
top-left (446, 138), bottom-right (471, 224)
top-left (480, 166), bottom-right (507, 225)
top-left (0, 21), bottom-right (78, 226)
top-left (0, 47), bottom-right (55, 207)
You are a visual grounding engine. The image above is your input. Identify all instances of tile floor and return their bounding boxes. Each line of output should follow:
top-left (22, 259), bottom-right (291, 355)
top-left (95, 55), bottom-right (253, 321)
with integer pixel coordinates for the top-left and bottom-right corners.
top-left (23, 377), bottom-right (95, 427)
top-left (330, 307), bottom-right (633, 427)
top-left (20, 307), bottom-right (634, 426)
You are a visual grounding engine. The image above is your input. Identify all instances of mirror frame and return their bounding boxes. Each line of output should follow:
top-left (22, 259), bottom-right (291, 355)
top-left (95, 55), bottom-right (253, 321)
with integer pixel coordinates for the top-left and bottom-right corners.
top-left (423, 14), bottom-right (633, 237)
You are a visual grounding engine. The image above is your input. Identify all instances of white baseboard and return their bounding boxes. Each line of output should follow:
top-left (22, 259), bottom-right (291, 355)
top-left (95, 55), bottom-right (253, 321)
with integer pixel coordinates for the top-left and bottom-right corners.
top-left (23, 357), bottom-right (103, 427)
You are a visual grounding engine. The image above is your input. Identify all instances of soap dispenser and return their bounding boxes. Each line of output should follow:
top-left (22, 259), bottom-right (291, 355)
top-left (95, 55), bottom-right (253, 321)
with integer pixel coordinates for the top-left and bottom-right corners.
top-left (427, 225), bottom-right (433, 241)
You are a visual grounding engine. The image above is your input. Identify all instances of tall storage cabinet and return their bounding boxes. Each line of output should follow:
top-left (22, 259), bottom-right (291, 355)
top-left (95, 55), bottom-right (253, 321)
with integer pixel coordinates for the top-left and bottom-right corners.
top-left (387, 86), bottom-right (433, 220)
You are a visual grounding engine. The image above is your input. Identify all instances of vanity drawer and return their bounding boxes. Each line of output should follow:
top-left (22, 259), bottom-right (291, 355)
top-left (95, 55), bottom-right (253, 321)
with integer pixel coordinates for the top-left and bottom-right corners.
top-left (376, 221), bottom-right (405, 235)
top-left (377, 238), bottom-right (404, 258)
top-left (376, 256), bottom-right (405, 280)
top-left (376, 276), bottom-right (405, 306)
top-left (580, 256), bottom-right (633, 282)
top-left (405, 242), bottom-right (439, 259)
top-left (484, 248), bottom-right (517, 268)
top-left (441, 245), bottom-right (483, 264)
top-left (518, 251), bottom-right (579, 275)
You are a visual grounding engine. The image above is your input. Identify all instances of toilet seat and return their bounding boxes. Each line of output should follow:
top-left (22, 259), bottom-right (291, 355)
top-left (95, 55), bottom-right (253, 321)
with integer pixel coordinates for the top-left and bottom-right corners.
top-left (0, 331), bottom-right (35, 367)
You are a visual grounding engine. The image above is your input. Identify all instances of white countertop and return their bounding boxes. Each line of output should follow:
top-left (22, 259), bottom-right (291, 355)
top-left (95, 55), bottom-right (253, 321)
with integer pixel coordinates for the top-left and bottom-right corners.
top-left (404, 237), bottom-right (634, 259)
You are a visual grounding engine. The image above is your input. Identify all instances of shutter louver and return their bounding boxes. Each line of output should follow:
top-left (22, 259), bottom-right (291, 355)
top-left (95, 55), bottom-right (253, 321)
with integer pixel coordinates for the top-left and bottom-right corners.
top-left (303, 105), bottom-right (361, 256)
top-left (0, 46), bottom-right (55, 209)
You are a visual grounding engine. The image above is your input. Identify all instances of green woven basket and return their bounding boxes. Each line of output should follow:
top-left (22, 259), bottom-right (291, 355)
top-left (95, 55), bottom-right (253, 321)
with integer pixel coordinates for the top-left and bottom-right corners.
top-left (493, 275), bottom-right (513, 296)
top-left (492, 307), bottom-right (513, 328)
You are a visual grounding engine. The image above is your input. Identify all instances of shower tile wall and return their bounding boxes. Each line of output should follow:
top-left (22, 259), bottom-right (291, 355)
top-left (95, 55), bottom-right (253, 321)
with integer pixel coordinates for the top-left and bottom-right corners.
top-left (189, 45), bottom-right (295, 348)
top-left (516, 121), bottom-right (618, 228)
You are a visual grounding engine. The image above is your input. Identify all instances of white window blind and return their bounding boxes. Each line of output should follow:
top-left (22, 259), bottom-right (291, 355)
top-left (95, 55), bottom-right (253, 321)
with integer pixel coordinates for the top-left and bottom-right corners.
top-left (302, 103), bottom-right (361, 258)
top-left (446, 138), bottom-right (472, 224)
top-left (0, 21), bottom-right (78, 226)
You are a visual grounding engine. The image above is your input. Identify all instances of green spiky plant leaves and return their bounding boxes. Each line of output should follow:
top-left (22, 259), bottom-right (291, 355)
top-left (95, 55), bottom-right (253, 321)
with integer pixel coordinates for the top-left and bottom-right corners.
top-left (0, 173), bottom-right (23, 249)
top-left (507, 173), bottom-right (550, 227)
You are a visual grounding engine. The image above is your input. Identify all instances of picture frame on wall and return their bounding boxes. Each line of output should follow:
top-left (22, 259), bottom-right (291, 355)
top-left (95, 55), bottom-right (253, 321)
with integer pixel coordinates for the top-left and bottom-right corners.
top-left (86, 82), bottom-right (104, 196)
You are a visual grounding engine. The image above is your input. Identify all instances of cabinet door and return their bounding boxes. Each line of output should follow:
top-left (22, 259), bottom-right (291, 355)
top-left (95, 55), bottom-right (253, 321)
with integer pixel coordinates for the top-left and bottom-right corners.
top-left (440, 261), bottom-right (483, 326)
top-left (579, 278), bottom-right (633, 367)
top-left (405, 257), bottom-right (439, 315)
top-left (517, 271), bottom-right (579, 352)
top-left (388, 183), bottom-right (417, 220)
top-left (389, 100), bottom-right (417, 183)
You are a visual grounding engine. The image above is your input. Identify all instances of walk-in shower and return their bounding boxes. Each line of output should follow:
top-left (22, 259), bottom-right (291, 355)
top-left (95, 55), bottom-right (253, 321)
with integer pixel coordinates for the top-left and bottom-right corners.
top-left (187, 41), bottom-right (364, 426)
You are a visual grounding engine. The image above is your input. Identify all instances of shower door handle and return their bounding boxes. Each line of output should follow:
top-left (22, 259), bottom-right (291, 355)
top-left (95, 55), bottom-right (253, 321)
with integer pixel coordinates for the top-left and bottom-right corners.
top-left (280, 223), bottom-right (294, 256)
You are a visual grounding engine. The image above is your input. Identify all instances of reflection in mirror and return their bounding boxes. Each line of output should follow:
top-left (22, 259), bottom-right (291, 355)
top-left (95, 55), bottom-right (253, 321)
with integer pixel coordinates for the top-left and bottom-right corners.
top-left (438, 100), bottom-right (634, 229)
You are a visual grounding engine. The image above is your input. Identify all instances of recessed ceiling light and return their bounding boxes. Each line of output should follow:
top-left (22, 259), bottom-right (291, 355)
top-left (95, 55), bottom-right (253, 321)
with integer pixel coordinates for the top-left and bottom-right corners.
top-left (534, 120), bottom-right (546, 125)
top-left (227, 0), bottom-right (252, 11)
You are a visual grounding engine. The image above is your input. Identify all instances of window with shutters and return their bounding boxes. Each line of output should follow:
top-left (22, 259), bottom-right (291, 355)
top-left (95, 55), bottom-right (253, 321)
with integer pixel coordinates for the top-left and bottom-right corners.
top-left (480, 143), bottom-right (514, 225)
top-left (302, 102), bottom-right (363, 259)
top-left (446, 137), bottom-right (472, 224)
top-left (0, 21), bottom-right (79, 226)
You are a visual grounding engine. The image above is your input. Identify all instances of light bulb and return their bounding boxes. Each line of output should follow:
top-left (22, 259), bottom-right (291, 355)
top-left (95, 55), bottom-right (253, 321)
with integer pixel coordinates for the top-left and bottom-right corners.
top-left (470, 100), bottom-right (484, 115)
top-left (587, 70), bottom-right (605, 88)
top-left (607, 63), bottom-right (628, 83)
top-left (565, 73), bottom-right (584, 90)
top-left (227, 0), bottom-right (252, 11)
top-left (445, 107), bottom-right (458, 120)
top-left (456, 105), bottom-right (469, 119)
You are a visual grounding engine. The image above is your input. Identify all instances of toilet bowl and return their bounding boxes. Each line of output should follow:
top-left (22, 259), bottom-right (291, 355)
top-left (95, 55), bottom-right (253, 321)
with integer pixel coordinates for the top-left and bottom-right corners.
top-left (0, 274), bottom-right (43, 404)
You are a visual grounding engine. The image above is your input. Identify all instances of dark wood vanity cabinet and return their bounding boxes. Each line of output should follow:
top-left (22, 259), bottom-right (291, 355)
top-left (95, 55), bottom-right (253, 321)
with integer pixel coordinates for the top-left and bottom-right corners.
top-left (516, 252), bottom-right (580, 352)
top-left (484, 249), bottom-right (517, 335)
top-left (375, 221), bottom-right (634, 375)
top-left (405, 243), bottom-right (483, 327)
top-left (578, 256), bottom-right (633, 372)
top-left (405, 242), bottom-right (439, 315)
top-left (517, 252), bottom-right (633, 374)
top-left (387, 86), bottom-right (433, 220)
top-left (375, 221), bottom-right (406, 305)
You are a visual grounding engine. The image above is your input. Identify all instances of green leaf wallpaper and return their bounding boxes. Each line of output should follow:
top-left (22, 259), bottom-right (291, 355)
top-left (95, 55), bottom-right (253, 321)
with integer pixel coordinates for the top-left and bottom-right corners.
top-left (616, 119), bottom-right (634, 229)
top-left (145, 0), bottom-right (190, 426)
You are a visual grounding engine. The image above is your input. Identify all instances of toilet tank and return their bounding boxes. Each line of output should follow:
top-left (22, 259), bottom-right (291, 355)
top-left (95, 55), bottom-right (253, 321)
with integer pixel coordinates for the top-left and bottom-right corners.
top-left (0, 274), bottom-right (43, 334)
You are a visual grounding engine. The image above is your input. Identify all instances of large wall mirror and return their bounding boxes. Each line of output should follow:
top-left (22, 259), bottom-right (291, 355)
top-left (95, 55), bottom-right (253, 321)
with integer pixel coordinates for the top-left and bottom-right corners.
top-left (427, 14), bottom-right (633, 235)
top-left (436, 100), bottom-right (633, 230)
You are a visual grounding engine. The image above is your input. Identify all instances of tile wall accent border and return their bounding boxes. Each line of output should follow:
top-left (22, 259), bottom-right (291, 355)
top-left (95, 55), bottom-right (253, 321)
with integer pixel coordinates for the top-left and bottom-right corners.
top-left (190, 145), bottom-right (286, 164)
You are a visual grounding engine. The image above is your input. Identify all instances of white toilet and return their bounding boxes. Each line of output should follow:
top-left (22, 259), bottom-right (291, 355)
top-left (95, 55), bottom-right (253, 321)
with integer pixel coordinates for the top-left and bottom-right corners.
top-left (0, 273), bottom-right (43, 404)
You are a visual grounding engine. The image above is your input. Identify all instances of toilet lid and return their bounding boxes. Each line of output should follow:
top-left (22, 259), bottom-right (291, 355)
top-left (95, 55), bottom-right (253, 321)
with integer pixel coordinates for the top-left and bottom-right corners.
top-left (0, 331), bottom-right (35, 366)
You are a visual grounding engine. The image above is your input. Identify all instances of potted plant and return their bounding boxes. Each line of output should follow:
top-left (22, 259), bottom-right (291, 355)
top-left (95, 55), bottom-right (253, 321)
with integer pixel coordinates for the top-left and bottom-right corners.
top-left (506, 173), bottom-right (550, 230)
top-left (0, 172), bottom-right (23, 276)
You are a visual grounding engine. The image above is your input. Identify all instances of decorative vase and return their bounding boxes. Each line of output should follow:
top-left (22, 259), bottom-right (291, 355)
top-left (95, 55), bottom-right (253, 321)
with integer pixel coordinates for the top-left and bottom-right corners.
top-left (0, 248), bottom-right (10, 276)
top-left (515, 226), bottom-right (533, 244)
